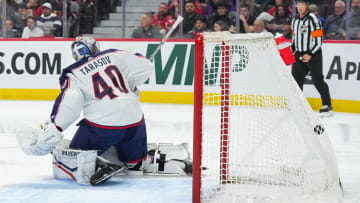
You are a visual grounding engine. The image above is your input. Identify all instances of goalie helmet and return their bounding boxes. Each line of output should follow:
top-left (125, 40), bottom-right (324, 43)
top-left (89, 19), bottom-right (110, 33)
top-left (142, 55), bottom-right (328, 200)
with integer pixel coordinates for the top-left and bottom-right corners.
top-left (71, 36), bottom-right (100, 61)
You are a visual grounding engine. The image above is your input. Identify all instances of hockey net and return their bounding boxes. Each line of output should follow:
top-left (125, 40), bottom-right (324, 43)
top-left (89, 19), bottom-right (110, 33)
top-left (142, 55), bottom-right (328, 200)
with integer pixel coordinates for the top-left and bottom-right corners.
top-left (193, 32), bottom-right (343, 203)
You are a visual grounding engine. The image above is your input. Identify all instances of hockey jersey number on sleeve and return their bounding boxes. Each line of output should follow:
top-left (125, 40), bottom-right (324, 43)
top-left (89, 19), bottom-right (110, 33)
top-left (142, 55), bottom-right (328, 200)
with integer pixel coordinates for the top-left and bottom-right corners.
top-left (92, 65), bottom-right (129, 99)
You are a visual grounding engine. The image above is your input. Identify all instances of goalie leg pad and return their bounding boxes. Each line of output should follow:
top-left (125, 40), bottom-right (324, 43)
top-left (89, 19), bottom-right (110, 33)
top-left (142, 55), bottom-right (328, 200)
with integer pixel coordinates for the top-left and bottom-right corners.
top-left (52, 147), bottom-right (97, 185)
top-left (99, 143), bottom-right (193, 176)
top-left (143, 143), bottom-right (193, 175)
top-left (147, 143), bottom-right (191, 161)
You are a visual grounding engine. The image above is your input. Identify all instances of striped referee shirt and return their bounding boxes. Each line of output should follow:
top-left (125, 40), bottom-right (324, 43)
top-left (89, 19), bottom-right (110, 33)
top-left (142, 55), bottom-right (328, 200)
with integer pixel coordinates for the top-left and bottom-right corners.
top-left (291, 12), bottom-right (323, 55)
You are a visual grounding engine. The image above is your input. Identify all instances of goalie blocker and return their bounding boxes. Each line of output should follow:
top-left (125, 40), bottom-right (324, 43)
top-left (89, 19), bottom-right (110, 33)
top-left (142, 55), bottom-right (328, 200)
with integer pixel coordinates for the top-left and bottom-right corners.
top-left (52, 141), bottom-right (192, 185)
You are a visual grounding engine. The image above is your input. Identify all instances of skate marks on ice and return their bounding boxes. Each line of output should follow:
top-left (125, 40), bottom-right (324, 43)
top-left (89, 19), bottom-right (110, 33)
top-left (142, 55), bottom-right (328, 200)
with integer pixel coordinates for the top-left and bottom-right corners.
top-left (321, 113), bottom-right (360, 202)
top-left (1, 101), bottom-right (360, 202)
top-left (0, 176), bottom-right (192, 203)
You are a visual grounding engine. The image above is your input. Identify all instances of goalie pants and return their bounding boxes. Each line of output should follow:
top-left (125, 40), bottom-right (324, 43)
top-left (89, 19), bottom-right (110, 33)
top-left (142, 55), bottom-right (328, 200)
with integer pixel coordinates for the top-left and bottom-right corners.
top-left (292, 49), bottom-right (332, 106)
top-left (69, 118), bottom-right (147, 164)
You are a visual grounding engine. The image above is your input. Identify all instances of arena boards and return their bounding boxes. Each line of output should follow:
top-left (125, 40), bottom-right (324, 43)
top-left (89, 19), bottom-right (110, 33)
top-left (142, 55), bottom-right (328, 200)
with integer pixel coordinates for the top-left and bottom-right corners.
top-left (0, 39), bottom-right (359, 113)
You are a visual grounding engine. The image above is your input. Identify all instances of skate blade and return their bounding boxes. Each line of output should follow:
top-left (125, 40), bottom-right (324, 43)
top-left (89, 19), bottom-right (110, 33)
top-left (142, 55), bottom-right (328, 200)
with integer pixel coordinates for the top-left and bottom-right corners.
top-left (90, 167), bottom-right (125, 186)
top-left (320, 111), bottom-right (334, 117)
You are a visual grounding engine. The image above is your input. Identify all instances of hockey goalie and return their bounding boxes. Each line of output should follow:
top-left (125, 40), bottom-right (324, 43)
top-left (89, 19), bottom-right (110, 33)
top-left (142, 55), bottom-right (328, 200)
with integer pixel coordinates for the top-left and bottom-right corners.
top-left (16, 37), bottom-right (192, 185)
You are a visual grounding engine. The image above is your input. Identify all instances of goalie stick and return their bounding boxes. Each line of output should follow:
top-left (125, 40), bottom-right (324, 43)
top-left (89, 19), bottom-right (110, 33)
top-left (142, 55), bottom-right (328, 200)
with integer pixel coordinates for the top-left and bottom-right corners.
top-left (148, 16), bottom-right (184, 61)
top-left (129, 16), bottom-right (184, 95)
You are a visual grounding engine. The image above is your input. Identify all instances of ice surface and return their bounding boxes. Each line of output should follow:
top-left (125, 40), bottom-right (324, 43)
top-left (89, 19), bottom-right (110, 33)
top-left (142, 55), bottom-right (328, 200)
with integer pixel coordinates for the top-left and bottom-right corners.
top-left (0, 100), bottom-right (359, 202)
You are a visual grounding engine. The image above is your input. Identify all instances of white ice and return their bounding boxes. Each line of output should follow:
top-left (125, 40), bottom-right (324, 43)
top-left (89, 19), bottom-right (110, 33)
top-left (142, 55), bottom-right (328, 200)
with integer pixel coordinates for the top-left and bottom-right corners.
top-left (0, 100), bottom-right (359, 203)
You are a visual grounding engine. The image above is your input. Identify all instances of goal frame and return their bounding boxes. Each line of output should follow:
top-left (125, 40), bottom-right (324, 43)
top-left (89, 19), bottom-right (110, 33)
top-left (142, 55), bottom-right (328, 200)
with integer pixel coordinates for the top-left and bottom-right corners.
top-left (193, 33), bottom-right (203, 203)
top-left (193, 33), bottom-right (231, 203)
top-left (192, 32), bottom-right (343, 203)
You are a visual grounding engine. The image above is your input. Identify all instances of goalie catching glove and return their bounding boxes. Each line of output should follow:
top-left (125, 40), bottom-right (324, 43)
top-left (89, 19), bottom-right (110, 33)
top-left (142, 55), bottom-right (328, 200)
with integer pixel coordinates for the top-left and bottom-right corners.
top-left (17, 120), bottom-right (63, 156)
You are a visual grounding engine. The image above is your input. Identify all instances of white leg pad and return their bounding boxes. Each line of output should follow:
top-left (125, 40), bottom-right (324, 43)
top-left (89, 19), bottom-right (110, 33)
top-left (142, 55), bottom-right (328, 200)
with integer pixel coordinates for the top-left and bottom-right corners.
top-left (144, 143), bottom-right (192, 175)
top-left (144, 159), bottom-right (189, 176)
top-left (88, 143), bottom-right (193, 176)
top-left (147, 142), bottom-right (191, 162)
top-left (52, 147), bottom-right (97, 185)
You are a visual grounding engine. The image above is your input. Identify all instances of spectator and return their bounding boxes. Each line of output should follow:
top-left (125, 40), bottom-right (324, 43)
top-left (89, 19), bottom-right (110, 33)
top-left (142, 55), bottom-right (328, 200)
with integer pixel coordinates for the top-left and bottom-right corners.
top-left (323, 0), bottom-right (346, 39)
top-left (340, 0), bottom-right (360, 40)
top-left (243, 0), bottom-right (256, 17)
top-left (238, 4), bottom-right (255, 33)
top-left (79, 0), bottom-right (96, 34)
top-left (199, 0), bottom-right (209, 12)
top-left (168, 0), bottom-right (180, 19)
top-left (0, 19), bottom-right (20, 38)
top-left (268, 0), bottom-right (292, 16)
top-left (132, 13), bottom-right (162, 38)
top-left (207, 1), bottom-right (235, 31)
top-left (50, 0), bottom-right (64, 16)
top-left (26, 0), bottom-right (42, 17)
top-left (168, 0), bottom-right (203, 18)
top-left (281, 17), bottom-right (292, 39)
top-left (183, 1), bottom-right (202, 33)
top-left (203, 0), bottom-right (235, 18)
top-left (36, 2), bottom-right (62, 37)
top-left (184, 16), bottom-right (207, 38)
top-left (13, 3), bottom-right (30, 33)
top-left (253, 19), bottom-right (267, 33)
top-left (153, 3), bottom-right (175, 35)
top-left (267, 4), bottom-right (290, 34)
top-left (213, 20), bottom-right (229, 31)
top-left (67, 0), bottom-right (80, 37)
top-left (192, 0), bottom-right (205, 15)
top-left (309, 4), bottom-right (325, 25)
top-left (22, 16), bottom-right (44, 38)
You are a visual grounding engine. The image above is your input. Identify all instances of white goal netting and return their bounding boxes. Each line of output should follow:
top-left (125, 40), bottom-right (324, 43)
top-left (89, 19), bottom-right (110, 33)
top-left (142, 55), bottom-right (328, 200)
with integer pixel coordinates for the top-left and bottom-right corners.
top-left (197, 32), bottom-right (342, 203)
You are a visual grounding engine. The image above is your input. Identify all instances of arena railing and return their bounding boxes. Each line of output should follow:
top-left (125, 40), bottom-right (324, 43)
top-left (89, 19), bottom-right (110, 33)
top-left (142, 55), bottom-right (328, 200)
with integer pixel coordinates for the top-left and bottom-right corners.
top-left (0, 0), bottom-right (355, 39)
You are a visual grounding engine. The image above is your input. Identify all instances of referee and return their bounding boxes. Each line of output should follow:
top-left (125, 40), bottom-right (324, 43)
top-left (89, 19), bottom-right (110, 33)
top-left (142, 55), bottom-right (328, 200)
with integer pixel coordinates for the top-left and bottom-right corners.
top-left (291, 0), bottom-right (333, 116)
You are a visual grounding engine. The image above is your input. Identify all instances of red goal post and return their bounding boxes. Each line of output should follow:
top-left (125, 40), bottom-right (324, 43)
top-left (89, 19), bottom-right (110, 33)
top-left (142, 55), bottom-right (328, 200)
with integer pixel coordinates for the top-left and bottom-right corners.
top-left (193, 33), bottom-right (231, 203)
top-left (193, 32), bottom-right (203, 203)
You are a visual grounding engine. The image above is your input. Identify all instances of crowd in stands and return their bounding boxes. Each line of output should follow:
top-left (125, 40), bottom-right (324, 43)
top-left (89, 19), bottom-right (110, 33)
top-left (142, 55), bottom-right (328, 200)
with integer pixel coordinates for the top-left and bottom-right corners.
top-left (133, 0), bottom-right (360, 40)
top-left (0, 0), bottom-right (119, 38)
top-left (0, 0), bottom-right (359, 40)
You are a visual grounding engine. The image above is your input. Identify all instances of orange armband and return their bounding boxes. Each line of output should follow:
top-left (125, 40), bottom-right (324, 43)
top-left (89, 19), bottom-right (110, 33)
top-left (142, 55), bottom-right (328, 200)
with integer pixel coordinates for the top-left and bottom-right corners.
top-left (312, 29), bottom-right (324, 38)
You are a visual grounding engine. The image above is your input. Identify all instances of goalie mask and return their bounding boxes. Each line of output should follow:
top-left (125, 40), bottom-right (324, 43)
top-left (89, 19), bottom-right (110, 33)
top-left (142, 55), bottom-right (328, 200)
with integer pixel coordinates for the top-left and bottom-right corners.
top-left (71, 36), bottom-right (100, 61)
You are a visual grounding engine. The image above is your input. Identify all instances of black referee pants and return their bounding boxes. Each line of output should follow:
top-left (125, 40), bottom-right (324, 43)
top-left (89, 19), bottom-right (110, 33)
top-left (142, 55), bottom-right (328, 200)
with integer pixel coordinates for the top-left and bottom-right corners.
top-left (292, 49), bottom-right (332, 106)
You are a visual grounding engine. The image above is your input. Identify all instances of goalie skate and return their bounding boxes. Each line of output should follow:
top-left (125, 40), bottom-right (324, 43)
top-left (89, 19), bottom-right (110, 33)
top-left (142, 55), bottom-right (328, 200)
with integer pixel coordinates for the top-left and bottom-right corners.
top-left (319, 105), bottom-right (334, 117)
top-left (90, 163), bottom-right (125, 186)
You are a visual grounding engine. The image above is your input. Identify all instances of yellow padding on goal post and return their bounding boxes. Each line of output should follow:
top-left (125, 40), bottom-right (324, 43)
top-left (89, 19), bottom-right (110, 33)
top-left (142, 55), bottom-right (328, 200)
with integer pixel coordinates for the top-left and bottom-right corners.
top-left (203, 93), bottom-right (288, 109)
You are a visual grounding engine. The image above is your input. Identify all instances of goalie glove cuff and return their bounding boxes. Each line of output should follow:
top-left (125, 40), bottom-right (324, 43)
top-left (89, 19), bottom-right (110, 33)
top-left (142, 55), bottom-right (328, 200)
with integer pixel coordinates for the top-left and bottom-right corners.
top-left (17, 121), bottom-right (63, 156)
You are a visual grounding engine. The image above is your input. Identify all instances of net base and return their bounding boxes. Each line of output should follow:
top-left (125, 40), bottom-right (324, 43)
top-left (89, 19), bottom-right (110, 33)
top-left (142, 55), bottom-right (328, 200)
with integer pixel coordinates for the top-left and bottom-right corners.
top-left (204, 182), bottom-right (343, 203)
